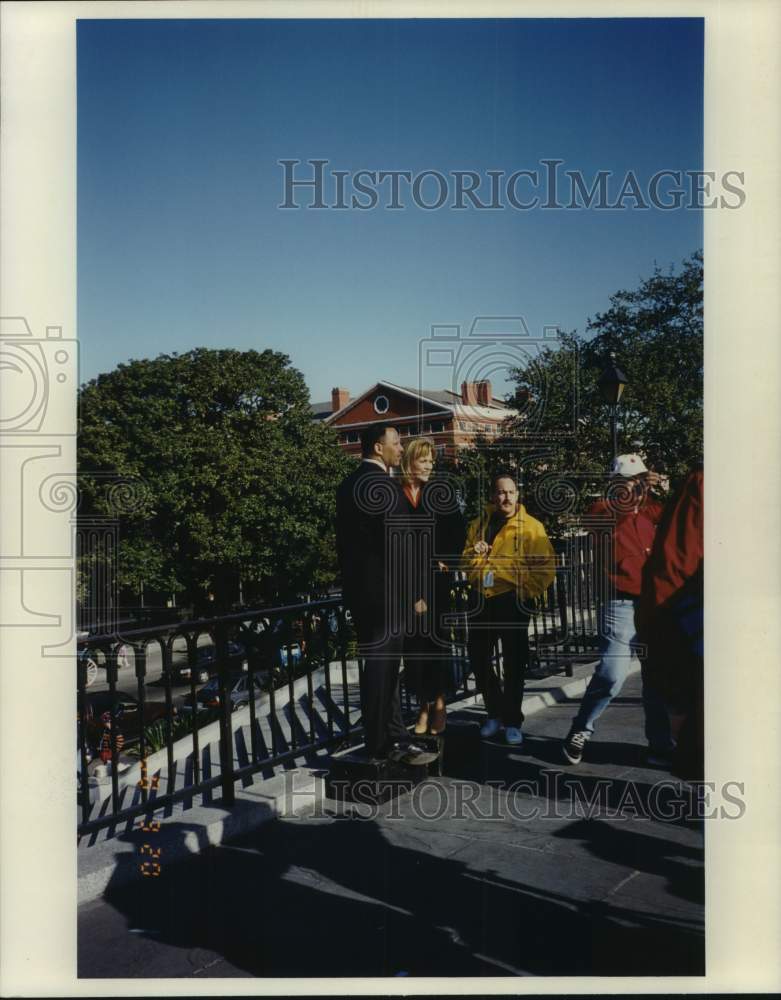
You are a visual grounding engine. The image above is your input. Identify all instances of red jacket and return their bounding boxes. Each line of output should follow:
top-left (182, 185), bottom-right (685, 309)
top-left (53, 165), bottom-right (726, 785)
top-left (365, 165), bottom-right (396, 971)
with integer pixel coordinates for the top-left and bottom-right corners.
top-left (587, 496), bottom-right (664, 597)
top-left (638, 467), bottom-right (704, 624)
top-left (636, 468), bottom-right (704, 730)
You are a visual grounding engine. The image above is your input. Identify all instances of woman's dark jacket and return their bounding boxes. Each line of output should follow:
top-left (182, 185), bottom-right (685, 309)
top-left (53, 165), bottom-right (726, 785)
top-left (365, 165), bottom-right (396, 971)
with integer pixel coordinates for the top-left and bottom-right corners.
top-left (393, 477), bottom-right (466, 641)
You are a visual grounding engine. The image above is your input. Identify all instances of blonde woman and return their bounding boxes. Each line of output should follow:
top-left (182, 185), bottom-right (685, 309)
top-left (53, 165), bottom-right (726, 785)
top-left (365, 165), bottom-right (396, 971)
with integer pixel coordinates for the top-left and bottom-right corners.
top-left (398, 437), bottom-right (465, 735)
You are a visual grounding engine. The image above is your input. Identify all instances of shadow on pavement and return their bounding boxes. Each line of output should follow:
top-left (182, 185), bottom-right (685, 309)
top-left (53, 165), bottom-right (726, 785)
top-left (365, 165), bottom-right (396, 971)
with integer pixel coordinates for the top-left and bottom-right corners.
top-left (553, 818), bottom-right (705, 906)
top-left (448, 738), bottom-right (705, 833)
top-left (79, 799), bottom-right (704, 978)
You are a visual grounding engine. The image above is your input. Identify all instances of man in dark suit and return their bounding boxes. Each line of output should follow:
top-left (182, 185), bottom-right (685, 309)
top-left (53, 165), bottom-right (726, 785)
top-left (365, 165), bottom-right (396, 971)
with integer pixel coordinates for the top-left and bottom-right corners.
top-left (336, 424), bottom-right (434, 764)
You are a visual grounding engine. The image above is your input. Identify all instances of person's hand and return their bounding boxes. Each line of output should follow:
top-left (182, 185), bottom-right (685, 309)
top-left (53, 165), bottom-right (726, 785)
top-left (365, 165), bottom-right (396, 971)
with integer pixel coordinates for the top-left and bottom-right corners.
top-left (437, 561), bottom-right (448, 573)
top-left (414, 598), bottom-right (427, 614)
top-left (639, 470), bottom-right (670, 497)
top-left (473, 540), bottom-right (490, 556)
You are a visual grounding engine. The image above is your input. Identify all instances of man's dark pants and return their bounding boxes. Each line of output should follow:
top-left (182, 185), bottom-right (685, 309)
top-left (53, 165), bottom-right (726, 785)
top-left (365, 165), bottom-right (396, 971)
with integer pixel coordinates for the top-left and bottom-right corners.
top-left (467, 590), bottom-right (531, 727)
top-left (351, 605), bottom-right (408, 758)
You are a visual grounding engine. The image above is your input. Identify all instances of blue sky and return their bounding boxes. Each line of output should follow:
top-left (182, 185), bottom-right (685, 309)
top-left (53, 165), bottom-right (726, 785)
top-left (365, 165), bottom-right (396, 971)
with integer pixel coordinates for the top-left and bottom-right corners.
top-left (78, 18), bottom-right (703, 402)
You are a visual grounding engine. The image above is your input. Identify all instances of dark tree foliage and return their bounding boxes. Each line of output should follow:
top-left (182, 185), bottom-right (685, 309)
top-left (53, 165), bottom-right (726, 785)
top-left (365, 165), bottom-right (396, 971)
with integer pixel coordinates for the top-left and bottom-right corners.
top-left (78, 348), bottom-right (352, 608)
top-left (442, 253), bottom-right (703, 534)
top-left (436, 435), bottom-right (507, 525)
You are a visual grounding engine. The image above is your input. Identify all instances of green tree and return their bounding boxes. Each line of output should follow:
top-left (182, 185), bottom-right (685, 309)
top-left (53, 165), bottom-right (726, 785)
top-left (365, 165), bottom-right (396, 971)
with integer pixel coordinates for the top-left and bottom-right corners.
top-left (581, 249), bottom-right (703, 479)
top-left (78, 348), bottom-right (352, 609)
top-left (448, 252), bottom-right (703, 533)
top-left (437, 433), bottom-right (504, 524)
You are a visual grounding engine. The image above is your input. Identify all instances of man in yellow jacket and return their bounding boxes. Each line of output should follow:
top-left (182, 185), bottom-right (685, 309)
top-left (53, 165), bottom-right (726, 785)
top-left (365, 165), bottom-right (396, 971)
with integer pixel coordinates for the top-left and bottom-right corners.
top-left (463, 472), bottom-right (555, 745)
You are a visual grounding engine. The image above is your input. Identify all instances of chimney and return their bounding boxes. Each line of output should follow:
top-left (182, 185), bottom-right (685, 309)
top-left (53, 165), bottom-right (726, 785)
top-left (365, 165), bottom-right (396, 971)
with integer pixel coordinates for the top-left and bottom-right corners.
top-left (476, 380), bottom-right (492, 406)
top-left (331, 387), bottom-right (350, 412)
top-left (461, 381), bottom-right (479, 406)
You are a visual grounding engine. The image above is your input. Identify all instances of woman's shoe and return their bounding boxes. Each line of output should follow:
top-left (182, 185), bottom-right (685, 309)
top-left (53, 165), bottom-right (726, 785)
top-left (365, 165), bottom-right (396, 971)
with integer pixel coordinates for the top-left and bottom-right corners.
top-left (429, 704), bottom-right (447, 734)
top-left (414, 703), bottom-right (430, 735)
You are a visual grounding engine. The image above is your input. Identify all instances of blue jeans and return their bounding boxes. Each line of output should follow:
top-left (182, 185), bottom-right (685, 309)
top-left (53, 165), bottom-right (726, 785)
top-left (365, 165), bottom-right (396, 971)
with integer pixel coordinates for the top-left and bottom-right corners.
top-left (572, 599), bottom-right (673, 751)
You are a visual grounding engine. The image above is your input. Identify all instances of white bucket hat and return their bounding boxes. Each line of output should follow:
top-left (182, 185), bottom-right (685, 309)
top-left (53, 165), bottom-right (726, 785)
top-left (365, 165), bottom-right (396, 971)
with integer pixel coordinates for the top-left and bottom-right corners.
top-left (610, 453), bottom-right (648, 477)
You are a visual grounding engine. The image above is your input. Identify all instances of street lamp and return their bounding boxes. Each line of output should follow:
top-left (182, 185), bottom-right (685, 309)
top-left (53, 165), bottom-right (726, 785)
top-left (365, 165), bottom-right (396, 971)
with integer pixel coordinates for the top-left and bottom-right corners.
top-left (598, 353), bottom-right (628, 460)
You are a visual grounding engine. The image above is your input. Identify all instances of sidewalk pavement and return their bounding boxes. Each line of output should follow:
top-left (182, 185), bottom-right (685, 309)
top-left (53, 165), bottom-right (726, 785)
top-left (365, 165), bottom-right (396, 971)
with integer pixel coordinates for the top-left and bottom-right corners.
top-left (78, 665), bottom-right (705, 978)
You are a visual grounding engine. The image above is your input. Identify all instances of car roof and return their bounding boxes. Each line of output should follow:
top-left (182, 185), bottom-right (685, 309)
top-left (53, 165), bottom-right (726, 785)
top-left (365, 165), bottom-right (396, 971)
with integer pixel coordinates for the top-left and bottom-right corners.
top-left (197, 641), bottom-right (243, 655)
top-left (86, 691), bottom-right (137, 705)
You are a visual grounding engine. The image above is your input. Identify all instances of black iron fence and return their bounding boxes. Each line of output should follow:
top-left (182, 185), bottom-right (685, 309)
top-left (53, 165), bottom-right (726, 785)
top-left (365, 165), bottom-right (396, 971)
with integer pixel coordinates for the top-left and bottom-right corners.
top-left (530, 534), bottom-right (602, 672)
top-left (77, 536), bottom-right (599, 838)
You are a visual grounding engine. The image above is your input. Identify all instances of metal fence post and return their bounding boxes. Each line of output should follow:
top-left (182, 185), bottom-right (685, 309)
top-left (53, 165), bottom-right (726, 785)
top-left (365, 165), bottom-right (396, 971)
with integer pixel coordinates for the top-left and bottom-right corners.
top-left (214, 621), bottom-right (235, 806)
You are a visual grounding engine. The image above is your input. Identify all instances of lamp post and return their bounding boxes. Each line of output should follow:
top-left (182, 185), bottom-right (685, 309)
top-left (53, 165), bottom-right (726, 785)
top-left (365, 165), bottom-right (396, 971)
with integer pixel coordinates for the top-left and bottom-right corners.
top-left (598, 353), bottom-right (628, 461)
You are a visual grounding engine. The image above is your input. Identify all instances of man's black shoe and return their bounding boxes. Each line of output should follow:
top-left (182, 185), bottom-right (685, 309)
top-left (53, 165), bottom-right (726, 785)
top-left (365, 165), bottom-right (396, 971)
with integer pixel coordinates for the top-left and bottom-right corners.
top-left (387, 741), bottom-right (439, 766)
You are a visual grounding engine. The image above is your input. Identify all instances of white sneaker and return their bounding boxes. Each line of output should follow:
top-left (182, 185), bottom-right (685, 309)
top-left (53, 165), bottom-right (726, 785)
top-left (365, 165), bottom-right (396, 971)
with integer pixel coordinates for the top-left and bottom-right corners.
top-left (480, 717), bottom-right (502, 739)
top-left (505, 727), bottom-right (524, 746)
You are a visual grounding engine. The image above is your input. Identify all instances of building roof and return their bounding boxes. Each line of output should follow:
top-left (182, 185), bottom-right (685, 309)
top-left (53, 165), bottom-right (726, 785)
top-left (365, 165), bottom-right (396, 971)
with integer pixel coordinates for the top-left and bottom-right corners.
top-left (309, 401), bottom-right (332, 421)
top-left (323, 380), bottom-right (517, 426)
top-left (397, 385), bottom-right (500, 407)
top-left (393, 383), bottom-right (515, 421)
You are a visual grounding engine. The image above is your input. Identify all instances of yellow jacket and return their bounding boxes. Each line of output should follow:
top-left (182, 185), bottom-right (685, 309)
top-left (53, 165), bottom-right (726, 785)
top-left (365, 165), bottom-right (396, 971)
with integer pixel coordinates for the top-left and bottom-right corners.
top-left (463, 503), bottom-right (556, 601)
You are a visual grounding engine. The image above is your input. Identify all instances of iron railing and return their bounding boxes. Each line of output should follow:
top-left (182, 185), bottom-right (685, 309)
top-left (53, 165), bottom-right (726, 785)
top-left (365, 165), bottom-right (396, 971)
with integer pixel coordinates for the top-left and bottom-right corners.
top-left (77, 539), bottom-right (599, 837)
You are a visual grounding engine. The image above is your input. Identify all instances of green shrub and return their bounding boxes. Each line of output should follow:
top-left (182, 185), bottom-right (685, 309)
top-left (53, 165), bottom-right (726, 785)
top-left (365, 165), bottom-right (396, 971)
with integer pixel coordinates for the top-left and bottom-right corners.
top-left (129, 710), bottom-right (217, 755)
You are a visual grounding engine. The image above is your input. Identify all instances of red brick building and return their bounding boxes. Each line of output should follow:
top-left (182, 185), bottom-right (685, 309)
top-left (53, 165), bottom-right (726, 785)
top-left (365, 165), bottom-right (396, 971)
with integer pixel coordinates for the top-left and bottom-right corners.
top-left (310, 380), bottom-right (515, 458)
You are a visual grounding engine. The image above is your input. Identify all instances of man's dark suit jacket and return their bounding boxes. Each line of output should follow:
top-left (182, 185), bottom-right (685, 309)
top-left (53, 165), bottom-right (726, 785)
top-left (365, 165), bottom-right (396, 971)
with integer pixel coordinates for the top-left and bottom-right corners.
top-left (335, 460), bottom-right (401, 631)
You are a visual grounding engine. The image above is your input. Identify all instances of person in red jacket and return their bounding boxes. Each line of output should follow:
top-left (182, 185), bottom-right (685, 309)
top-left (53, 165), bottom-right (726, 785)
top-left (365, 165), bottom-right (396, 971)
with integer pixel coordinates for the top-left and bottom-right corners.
top-left (561, 454), bottom-right (674, 766)
top-left (636, 465), bottom-right (704, 780)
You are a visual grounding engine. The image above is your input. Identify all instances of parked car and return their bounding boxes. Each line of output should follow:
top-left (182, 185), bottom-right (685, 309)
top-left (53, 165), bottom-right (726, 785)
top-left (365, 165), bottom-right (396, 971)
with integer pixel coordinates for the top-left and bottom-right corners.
top-left (81, 691), bottom-right (172, 749)
top-left (184, 671), bottom-right (265, 713)
top-left (172, 640), bottom-right (249, 684)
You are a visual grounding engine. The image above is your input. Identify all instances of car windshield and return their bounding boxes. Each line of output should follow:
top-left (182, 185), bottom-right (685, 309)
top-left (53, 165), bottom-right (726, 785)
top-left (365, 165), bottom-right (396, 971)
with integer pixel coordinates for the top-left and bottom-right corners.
top-left (85, 693), bottom-right (136, 718)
